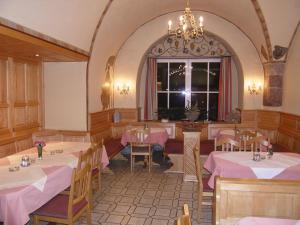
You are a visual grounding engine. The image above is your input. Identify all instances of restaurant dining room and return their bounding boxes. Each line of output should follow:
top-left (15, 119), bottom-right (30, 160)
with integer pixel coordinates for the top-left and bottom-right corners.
top-left (0, 1), bottom-right (299, 225)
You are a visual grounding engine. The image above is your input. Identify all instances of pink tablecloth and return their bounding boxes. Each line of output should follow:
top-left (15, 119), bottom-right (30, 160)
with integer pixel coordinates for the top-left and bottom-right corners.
top-left (0, 142), bottom-right (109, 225)
top-left (236, 217), bottom-right (300, 225)
top-left (204, 151), bottom-right (300, 188)
top-left (121, 129), bottom-right (169, 147)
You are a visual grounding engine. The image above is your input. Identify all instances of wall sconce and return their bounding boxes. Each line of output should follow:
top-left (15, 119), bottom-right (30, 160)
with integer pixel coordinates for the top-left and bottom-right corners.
top-left (248, 81), bottom-right (262, 95)
top-left (116, 83), bottom-right (130, 95)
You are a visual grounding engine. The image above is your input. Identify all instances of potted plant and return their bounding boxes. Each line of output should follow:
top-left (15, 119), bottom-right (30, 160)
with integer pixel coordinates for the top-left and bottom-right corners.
top-left (185, 101), bottom-right (200, 122)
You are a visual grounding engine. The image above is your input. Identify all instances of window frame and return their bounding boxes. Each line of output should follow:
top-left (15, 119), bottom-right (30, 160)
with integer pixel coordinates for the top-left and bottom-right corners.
top-left (156, 58), bottom-right (221, 120)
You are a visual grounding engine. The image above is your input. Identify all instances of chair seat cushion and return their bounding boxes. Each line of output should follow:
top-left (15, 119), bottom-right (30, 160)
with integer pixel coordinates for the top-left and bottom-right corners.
top-left (104, 138), bottom-right (123, 159)
top-left (34, 194), bottom-right (88, 219)
top-left (202, 177), bottom-right (213, 192)
top-left (165, 139), bottom-right (183, 154)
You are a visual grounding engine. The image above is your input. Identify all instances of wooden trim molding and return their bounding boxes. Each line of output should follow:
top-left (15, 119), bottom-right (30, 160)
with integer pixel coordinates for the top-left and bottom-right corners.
top-left (0, 24), bottom-right (89, 62)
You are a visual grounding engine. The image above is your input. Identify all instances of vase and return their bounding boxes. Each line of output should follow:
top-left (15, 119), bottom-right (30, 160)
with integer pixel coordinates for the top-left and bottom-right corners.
top-left (185, 111), bottom-right (200, 122)
top-left (37, 146), bottom-right (43, 159)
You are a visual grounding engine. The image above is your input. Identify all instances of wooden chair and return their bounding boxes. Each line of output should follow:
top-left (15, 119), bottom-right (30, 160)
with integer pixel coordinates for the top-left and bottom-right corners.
top-left (61, 148), bottom-right (93, 196)
top-left (193, 147), bottom-right (214, 221)
top-left (176, 204), bottom-right (191, 225)
top-left (236, 130), bottom-right (257, 151)
top-left (88, 141), bottom-right (103, 209)
top-left (77, 148), bottom-right (93, 172)
top-left (214, 177), bottom-right (300, 225)
top-left (214, 129), bottom-right (236, 151)
top-left (130, 128), bottom-right (151, 172)
top-left (215, 137), bottom-right (240, 151)
top-left (244, 136), bottom-right (270, 152)
top-left (33, 163), bottom-right (92, 225)
top-left (91, 141), bottom-right (103, 192)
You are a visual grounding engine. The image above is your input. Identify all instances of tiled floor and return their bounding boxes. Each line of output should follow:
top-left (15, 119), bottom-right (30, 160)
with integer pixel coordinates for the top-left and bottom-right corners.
top-left (28, 157), bottom-right (212, 225)
top-left (84, 158), bottom-right (212, 225)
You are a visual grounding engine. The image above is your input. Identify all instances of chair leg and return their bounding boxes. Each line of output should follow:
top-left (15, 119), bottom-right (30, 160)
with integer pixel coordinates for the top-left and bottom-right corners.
top-left (148, 155), bottom-right (150, 173)
top-left (197, 187), bottom-right (203, 222)
top-left (33, 215), bottom-right (39, 225)
top-left (86, 207), bottom-right (92, 225)
top-left (131, 154), bottom-right (133, 172)
top-left (89, 184), bottom-right (93, 210)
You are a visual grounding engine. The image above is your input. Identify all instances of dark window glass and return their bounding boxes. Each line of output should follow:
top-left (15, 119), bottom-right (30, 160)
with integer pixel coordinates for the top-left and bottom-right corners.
top-left (157, 93), bottom-right (167, 108)
top-left (157, 63), bottom-right (168, 91)
top-left (169, 93), bottom-right (185, 108)
top-left (209, 93), bottom-right (219, 121)
top-left (191, 93), bottom-right (208, 120)
top-left (191, 62), bottom-right (207, 91)
top-left (169, 63), bottom-right (185, 91)
top-left (209, 62), bottom-right (220, 91)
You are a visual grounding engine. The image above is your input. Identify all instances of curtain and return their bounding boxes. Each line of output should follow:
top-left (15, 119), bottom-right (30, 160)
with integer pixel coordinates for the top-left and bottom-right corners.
top-left (218, 57), bottom-right (232, 121)
top-left (144, 57), bottom-right (157, 120)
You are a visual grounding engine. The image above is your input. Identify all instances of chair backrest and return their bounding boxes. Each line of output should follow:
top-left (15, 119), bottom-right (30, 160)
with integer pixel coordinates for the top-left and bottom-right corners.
top-left (68, 163), bottom-right (91, 218)
top-left (244, 136), bottom-right (270, 152)
top-left (130, 128), bottom-right (150, 147)
top-left (236, 130), bottom-right (257, 151)
top-left (91, 142), bottom-right (103, 171)
top-left (193, 147), bottom-right (203, 190)
top-left (214, 177), bottom-right (300, 225)
top-left (177, 204), bottom-right (191, 225)
top-left (77, 148), bottom-right (93, 171)
top-left (215, 137), bottom-right (240, 151)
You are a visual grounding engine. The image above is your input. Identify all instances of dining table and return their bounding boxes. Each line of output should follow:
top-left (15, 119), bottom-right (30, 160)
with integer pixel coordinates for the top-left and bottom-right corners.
top-left (0, 141), bottom-right (109, 225)
top-left (236, 217), bottom-right (300, 225)
top-left (121, 127), bottom-right (169, 147)
top-left (204, 151), bottom-right (300, 188)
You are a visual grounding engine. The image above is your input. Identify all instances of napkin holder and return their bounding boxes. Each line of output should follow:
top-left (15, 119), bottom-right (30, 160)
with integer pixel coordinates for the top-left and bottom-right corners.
top-left (21, 155), bottom-right (30, 167)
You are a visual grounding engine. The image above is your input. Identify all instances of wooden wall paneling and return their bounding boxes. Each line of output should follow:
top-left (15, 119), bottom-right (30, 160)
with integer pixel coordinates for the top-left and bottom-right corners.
top-left (116, 108), bottom-right (138, 122)
top-left (257, 110), bottom-right (280, 130)
top-left (0, 57), bottom-right (11, 137)
top-left (293, 137), bottom-right (300, 153)
top-left (0, 140), bottom-right (16, 157)
top-left (15, 135), bottom-right (33, 152)
top-left (277, 131), bottom-right (294, 151)
top-left (240, 110), bottom-right (257, 127)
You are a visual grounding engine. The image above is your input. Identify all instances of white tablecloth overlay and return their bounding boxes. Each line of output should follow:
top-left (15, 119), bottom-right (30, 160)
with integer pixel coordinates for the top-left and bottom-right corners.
top-left (216, 152), bottom-right (300, 179)
top-left (0, 142), bottom-right (91, 191)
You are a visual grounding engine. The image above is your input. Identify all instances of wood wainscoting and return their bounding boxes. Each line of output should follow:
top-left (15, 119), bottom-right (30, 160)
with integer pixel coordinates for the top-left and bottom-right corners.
top-left (89, 108), bottom-right (138, 143)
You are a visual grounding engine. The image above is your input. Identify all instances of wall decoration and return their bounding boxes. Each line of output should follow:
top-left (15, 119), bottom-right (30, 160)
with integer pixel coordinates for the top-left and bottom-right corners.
top-left (148, 34), bottom-right (230, 57)
top-left (101, 56), bottom-right (115, 110)
top-left (272, 45), bottom-right (288, 60)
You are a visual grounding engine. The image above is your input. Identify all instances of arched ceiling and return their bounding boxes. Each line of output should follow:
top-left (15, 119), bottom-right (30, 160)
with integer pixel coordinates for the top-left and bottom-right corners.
top-left (1, 0), bottom-right (299, 60)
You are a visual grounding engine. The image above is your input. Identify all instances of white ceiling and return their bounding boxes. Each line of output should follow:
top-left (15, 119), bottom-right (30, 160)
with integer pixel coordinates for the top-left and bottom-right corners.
top-left (0, 0), bottom-right (299, 56)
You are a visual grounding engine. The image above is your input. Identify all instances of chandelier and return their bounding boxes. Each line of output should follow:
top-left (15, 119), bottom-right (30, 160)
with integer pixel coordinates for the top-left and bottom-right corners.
top-left (168, 0), bottom-right (204, 42)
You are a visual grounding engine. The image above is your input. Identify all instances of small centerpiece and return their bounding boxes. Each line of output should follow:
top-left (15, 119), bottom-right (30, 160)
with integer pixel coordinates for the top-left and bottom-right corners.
top-left (34, 141), bottom-right (46, 160)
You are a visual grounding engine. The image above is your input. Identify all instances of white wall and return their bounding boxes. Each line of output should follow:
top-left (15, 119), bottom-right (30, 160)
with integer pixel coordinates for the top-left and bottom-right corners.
top-left (114, 12), bottom-right (264, 110)
top-left (0, 0), bottom-right (107, 51)
top-left (44, 62), bottom-right (87, 131)
top-left (282, 26), bottom-right (300, 115)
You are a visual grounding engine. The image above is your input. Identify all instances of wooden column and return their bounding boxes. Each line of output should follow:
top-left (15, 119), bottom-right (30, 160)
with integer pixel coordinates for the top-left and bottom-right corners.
top-left (183, 130), bottom-right (201, 182)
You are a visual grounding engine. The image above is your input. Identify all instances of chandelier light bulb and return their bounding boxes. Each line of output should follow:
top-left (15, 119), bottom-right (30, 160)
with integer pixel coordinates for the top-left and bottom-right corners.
top-left (183, 24), bottom-right (187, 31)
top-left (168, 20), bottom-right (172, 30)
top-left (199, 16), bottom-right (204, 26)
